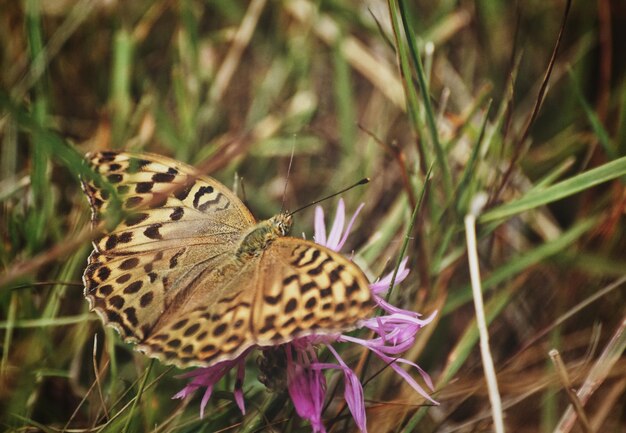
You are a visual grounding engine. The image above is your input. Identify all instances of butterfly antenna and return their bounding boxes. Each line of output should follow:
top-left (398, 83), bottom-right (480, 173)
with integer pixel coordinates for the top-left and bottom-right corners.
top-left (288, 178), bottom-right (369, 216)
top-left (9, 281), bottom-right (84, 291)
top-left (280, 139), bottom-right (296, 213)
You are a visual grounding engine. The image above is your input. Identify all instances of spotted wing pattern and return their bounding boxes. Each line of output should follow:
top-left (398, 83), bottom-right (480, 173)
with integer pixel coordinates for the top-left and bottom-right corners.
top-left (252, 238), bottom-right (374, 343)
top-left (82, 151), bottom-right (255, 343)
top-left (136, 259), bottom-right (260, 368)
top-left (82, 151), bottom-right (374, 369)
top-left (136, 239), bottom-right (374, 368)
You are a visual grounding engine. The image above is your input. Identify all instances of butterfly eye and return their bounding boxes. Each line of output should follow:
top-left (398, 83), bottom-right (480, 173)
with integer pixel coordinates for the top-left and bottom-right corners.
top-left (280, 215), bottom-right (293, 235)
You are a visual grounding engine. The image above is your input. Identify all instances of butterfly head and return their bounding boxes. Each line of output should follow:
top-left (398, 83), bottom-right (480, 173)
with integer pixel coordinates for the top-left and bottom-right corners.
top-left (237, 212), bottom-right (293, 259)
top-left (270, 212), bottom-right (293, 237)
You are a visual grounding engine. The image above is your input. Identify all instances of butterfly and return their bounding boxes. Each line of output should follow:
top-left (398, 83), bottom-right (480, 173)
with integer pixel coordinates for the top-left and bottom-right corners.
top-left (81, 151), bottom-right (374, 368)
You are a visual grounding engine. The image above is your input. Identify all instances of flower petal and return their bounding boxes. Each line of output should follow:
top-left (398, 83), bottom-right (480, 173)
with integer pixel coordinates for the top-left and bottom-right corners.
top-left (338, 337), bottom-right (437, 404)
top-left (327, 345), bottom-right (367, 432)
top-left (172, 356), bottom-right (244, 418)
top-left (314, 206), bottom-right (327, 246)
top-left (336, 202), bottom-right (364, 251)
top-left (370, 257), bottom-right (410, 295)
top-left (234, 360), bottom-right (246, 415)
top-left (199, 385), bottom-right (213, 419)
top-left (286, 346), bottom-right (327, 433)
top-left (326, 199), bottom-right (346, 250)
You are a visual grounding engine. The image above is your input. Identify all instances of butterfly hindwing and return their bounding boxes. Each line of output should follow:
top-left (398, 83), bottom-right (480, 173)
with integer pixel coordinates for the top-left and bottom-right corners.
top-left (252, 238), bottom-right (375, 343)
top-left (134, 239), bottom-right (375, 369)
top-left (136, 259), bottom-right (259, 368)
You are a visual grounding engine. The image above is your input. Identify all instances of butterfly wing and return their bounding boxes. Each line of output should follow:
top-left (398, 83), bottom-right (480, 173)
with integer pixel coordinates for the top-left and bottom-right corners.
top-left (136, 258), bottom-right (261, 368)
top-left (252, 238), bottom-right (375, 343)
top-left (83, 151), bottom-right (374, 369)
top-left (82, 151), bottom-right (255, 342)
top-left (137, 238), bottom-right (375, 368)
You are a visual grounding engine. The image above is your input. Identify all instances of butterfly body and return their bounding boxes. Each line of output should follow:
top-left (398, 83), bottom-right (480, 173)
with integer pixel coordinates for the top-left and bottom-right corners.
top-left (82, 151), bottom-right (374, 368)
top-left (236, 213), bottom-right (292, 260)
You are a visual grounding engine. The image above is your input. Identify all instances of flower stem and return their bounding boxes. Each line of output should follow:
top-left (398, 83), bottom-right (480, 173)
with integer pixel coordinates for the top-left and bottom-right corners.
top-left (385, 165), bottom-right (431, 302)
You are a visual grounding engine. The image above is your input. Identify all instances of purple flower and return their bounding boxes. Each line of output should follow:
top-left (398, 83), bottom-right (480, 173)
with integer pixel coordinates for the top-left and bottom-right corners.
top-left (173, 351), bottom-right (248, 418)
top-left (173, 199), bottom-right (437, 432)
top-left (287, 344), bottom-right (327, 432)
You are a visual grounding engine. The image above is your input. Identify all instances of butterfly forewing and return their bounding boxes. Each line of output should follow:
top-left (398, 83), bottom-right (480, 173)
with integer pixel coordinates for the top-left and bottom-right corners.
top-left (82, 151), bottom-right (255, 342)
top-left (83, 151), bottom-right (255, 255)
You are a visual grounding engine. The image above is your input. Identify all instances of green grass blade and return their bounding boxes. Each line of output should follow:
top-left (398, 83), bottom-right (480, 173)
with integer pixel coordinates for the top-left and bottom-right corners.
top-left (387, 0), bottom-right (430, 170)
top-left (0, 313), bottom-right (95, 329)
top-left (25, 0), bottom-right (50, 252)
top-left (110, 28), bottom-right (134, 145)
top-left (481, 156), bottom-right (626, 223)
top-left (398, 0), bottom-right (453, 197)
top-left (455, 100), bottom-right (492, 212)
top-left (121, 360), bottom-right (154, 433)
top-left (568, 68), bottom-right (616, 159)
top-left (333, 42), bottom-right (357, 153)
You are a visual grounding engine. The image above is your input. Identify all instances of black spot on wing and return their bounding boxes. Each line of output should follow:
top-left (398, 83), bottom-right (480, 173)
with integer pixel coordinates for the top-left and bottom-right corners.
top-left (170, 207), bottom-right (184, 221)
top-left (105, 234), bottom-right (119, 250)
top-left (152, 172), bottom-right (176, 183)
top-left (120, 257), bottom-right (139, 270)
top-left (97, 267), bottom-right (111, 281)
top-left (116, 274), bottom-right (131, 283)
top-left (300, 249), bottom-right (321, 267)
top-left (174, 179), bottom-right (195, 201)
top-left (119, 231), bottom-right (133, 243)
top-left (125, 196), bottom-right (143, 208)
top-left (169, 249), bottom-right (185, 268)
top-left (123, 280), bottom-right (143, 294)
top-left (125, 212), bottom-right (149, 226)
top-left (307, 257), bottom-right (333, 276)
top-left (107, 174), bottom-right (123, 184)
top-left (135, 182), bottom-right (153, 193)
top-left (264, 294), bottom-right (281, 305)
top-left (283, 275), bottom-right (298, 285)
top-left (213, 323), bottom-right (227, 336)
top-left (140, 291), bottom-right (154, 307)
top-left (144, 224), bottom-right (163, 240)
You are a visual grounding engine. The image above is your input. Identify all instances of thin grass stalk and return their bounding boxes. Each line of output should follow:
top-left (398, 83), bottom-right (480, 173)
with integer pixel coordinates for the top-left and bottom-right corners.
top-left (465, 194), bottom-right (505, 433)
top-left (25, 0), bottom-right (50, 252)
top-left (554, 316), bottom-right (626, 433)
top-left (567, 68), bottom-right (616, 159)
top-left (549, 349), bottom-right (593, 433)
top-left (121, 360), bottom-right (154, 433)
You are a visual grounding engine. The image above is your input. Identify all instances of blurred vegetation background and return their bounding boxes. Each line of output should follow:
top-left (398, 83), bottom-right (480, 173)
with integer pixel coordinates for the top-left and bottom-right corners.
top-left (1, 0), bottom-right (625, 432)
